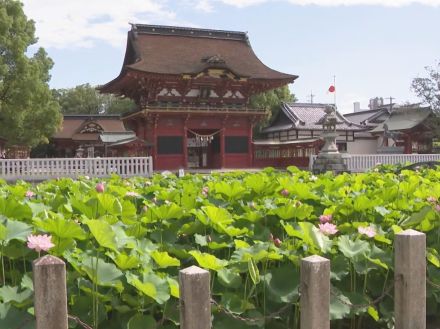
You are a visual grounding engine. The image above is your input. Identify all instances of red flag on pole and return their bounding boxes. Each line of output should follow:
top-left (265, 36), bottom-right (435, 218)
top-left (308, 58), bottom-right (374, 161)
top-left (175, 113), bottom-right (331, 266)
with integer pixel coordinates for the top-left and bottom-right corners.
top-left (328, 85), bottom-right (336, 93)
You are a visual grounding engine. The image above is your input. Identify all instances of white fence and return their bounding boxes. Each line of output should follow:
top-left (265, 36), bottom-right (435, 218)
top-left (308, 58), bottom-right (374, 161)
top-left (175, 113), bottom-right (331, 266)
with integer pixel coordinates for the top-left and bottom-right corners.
top-left (309, 153), bottom-right (440, 172)
top-left (0, 157), bottom-right (153, 181)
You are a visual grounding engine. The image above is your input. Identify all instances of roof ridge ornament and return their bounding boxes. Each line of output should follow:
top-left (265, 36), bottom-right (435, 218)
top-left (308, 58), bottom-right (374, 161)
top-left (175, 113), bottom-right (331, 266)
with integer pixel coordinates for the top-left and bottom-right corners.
top-left (201, 55), bottom-right (226, 65)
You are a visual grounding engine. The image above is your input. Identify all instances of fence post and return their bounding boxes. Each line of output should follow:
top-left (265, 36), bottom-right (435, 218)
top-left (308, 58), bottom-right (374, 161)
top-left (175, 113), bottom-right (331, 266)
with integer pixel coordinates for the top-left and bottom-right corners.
top-left (33, 255), bottom-right (68, 329)
top-left (395, 229), bottom-right (426, 329)
top-left (301, 255), bottom-right (330, 329)
top-left (179, 265), bottom-right (211, 329)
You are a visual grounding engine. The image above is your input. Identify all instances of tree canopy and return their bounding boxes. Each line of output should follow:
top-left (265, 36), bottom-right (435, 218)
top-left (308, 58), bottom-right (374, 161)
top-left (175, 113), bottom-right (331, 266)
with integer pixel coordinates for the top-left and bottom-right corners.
top-left (54, 84), bottom-right (136, 115)
top-left (0, 0), bottom-right (61, 147)
top-left (250, 85), bottom-right (296, 136)
top-left (411, 60), bottom-right (440, 114)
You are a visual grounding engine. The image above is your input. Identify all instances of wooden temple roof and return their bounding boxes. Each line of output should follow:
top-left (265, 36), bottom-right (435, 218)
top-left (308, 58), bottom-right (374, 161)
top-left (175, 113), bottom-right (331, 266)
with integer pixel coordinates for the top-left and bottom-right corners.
top-left (100, 24), bottom-right (297, 93)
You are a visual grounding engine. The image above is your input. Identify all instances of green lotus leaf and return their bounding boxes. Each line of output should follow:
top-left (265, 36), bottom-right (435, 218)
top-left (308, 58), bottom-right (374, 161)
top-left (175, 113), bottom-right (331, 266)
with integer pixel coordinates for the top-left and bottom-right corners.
top-left (0, 303), bottom-right (34, 329)
top-left (213, 181), bottom-right (246, 199)
top-left (0, 220), bottom-right (32, 244)
top-left (126, 272), bottom-right (170, 304)
top-left (428, 248), bottom-right (440, 267)
top-left (0, 286), bottom-right (32, 304)
top-left (167, 277), bottom-right (180, 298)
top-left (368, 305), bottom-right (380, 321)
top-left (113, 253), bottom-right (140, 270)
top-left (34, 216), bottom-right (86, 240)
top-left (189, 250), bottom-right (228, 271)
top-left (0, 197), bottom-right (32, 220)
top-left (84, 219), bottom-right (118, 251)
top-left (97, 193), bottom-right (117, 215)
top-left (152, 203), bottom-right (183, 221)
top-left (127, 314), bottom-right (156, 329)
top-left (151, 250), bottom-right (180, 268)
top-left (330, 290), bottom-right (351, 320)
top-left (271, 203), bottom-right (314, 221)
top-left (330, 255), bottom-right (350, 281)
top-left (248, 258), bottom-right (260, 285)
top-left (263, 265), bottom-right (299, 303)
top-left (218, 268), bottom-right (242, 288)
top-left (81, 255), bottom-right (124, 292)
top-left (337, 236), bottom-right (370, 260)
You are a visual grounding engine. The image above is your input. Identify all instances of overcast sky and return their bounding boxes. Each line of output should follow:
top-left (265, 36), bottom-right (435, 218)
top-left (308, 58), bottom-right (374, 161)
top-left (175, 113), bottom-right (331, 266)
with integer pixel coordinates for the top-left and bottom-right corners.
top-left (22, 0), bottom-right (440, 113)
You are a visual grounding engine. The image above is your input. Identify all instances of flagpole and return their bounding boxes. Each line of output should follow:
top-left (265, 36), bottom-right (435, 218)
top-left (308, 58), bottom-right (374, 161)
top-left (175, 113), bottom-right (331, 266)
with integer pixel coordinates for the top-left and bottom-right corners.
top-left (333, 75), bottom-right (336, 108)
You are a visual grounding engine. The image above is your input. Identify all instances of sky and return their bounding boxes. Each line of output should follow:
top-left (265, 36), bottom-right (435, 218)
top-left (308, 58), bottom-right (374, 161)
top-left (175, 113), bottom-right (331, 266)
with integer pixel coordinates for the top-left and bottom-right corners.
top-left (21, 0), bottom-right (440, 114)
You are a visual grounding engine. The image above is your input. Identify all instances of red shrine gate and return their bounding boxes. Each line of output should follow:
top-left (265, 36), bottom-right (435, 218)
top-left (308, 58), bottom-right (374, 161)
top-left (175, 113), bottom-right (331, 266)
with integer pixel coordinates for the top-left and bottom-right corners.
top-left (100, 25), bottom-right (297, 170)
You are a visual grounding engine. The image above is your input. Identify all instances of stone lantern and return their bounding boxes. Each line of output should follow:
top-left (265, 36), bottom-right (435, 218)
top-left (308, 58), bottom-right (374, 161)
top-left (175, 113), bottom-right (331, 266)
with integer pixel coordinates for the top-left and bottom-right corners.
top-left (312, 105), bottom-right (349, 174)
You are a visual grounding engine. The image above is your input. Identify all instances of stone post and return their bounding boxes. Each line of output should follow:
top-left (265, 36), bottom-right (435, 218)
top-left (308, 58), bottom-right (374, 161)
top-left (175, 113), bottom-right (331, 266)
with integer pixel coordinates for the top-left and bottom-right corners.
top-left (33, 255), bottom-right (68, 329)
top-left (179, 265), bottom-right (211, 329)
top-left (300, 255), bottom-right (330, 329)
top-left (395, 229), bottom-right (426, 329)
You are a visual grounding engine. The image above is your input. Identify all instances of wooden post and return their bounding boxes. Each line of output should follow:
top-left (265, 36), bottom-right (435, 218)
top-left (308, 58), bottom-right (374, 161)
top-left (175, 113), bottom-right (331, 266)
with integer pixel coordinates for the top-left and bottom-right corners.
top-left (179, 265), bottom-right (211, 329)
top-left (395, 229), bottom-right (426, 329)
top-left (301, 255), bottom-right (330, 329)
top-left (33, 255), bottom-right (68, 329)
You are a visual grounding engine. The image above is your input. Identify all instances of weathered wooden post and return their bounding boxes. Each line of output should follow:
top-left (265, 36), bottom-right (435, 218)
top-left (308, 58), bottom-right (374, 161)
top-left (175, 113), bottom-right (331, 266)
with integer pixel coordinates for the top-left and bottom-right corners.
top-left (300, 255), bottom-right (330, 329)
top-left (179, 265), bottom-right (211, 329)
top-left (33, 255), bottom-right (68, 329)
top-left (395, 229), bottom-right (426, 329)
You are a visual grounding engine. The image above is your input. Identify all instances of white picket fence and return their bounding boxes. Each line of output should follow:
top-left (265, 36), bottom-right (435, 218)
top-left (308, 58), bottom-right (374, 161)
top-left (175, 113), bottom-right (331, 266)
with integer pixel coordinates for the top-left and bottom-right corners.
top-left (309, 154), bottom-right (440, 172)
top-left (0, 157), bottom-right (153, 181)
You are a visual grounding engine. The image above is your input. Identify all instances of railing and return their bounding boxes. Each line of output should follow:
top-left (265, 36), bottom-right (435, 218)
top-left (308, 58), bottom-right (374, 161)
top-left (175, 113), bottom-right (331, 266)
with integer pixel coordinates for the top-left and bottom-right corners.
top-left (0, 157), bottom-right (153, 181)
top-left (32, 229), bottom-right (426, 329)
top-left (309, 154), bottom-right (440, 172)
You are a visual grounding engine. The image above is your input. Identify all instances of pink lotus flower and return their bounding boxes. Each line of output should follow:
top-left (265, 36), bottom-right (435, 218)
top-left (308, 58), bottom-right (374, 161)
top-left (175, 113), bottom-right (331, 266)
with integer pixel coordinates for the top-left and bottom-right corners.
top-left (95, 182), bottom-right (105, 193)
top-left (427, 196), bottom-right (437, 203)
top-left (125, 191), bottom-right (140, 197)
top-left (435, 204), bottom-right (440, 212)
top-left (319, 214), bottom-right (332, 224)
top-left (25, 190), bottom-right (35, 198)
top-left (27, 234), bottom-right (55, 253)
top-left (319, 223), bottom-right (338, 235)
top-left (274, 238), bottom-right (282, 247)
top-left (358, 226), bottom-right (376, 238)
top-left (202, 186), bottom-right (209, 197)
top-left (280, 189), bottom-right (289, 197)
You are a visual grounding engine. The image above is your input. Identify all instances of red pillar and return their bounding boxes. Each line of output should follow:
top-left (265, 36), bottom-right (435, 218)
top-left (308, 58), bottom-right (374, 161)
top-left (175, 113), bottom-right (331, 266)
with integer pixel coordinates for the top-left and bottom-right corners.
top-left (183, 126), bottom-right (188, 169)
top-left (152, 116), bottom-right (158, 168)
top-left (405, 135), bottom-right (412, 154)
top-left (248, 119), bottom-right (253, 167)
top-left (220, 128), bottom-right (225, 168)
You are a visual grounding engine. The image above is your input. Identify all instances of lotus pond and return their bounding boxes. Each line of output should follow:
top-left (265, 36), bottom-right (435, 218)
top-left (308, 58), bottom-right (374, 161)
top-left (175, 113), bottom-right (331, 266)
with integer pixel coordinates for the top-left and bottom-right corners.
top-left (1, 166), bottom-right (440, 329)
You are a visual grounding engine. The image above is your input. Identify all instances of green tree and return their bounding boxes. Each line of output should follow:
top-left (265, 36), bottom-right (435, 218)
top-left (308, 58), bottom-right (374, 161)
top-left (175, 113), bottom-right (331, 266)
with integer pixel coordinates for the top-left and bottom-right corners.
top-left (249, 85), bottom-right (296, 136)
top-left (411, 60), bottom-right (440, 114)
top-left (54, 84), bottom-right (135, 115)
top-left (0, 0), bottom-right (61, 147)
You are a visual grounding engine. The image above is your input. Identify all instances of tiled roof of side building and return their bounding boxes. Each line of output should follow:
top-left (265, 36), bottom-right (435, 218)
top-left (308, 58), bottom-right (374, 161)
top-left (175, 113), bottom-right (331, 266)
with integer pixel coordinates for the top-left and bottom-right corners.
top-left (100, 24), bottom-right (297, 93)
top-left (262, 102), bottom-right (367, 133)
top-left (53, 116), bottom-right (130, 139)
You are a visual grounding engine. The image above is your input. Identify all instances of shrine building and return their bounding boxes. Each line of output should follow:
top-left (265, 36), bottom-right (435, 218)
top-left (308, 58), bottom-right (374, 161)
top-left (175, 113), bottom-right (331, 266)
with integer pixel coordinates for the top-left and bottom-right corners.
top-left (100, 24), bottom-right (297, 170)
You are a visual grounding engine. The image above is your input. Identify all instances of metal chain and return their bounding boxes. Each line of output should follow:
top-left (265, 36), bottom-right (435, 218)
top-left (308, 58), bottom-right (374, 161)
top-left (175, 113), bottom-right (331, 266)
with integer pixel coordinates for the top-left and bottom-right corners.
top-left (211, 298), bottom-right (291, 324)
top-left (330, 275), bottom-right (401, 310)
top-left (68, 314), bottom-right (94, 329)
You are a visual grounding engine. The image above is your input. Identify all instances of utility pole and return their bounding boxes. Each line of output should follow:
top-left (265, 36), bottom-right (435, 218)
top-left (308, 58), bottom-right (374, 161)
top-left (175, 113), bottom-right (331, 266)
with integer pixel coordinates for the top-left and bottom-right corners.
top-left (308, 91), bottom-right (315, 104)
top-left (387, 96), bottom-right (394, 111)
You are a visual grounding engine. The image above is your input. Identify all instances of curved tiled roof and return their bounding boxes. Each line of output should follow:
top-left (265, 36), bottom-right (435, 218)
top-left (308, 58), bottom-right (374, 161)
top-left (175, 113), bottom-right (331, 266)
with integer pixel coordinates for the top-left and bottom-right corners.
top-left (262, 102), bottom-right (366, 133)
top-left (101, 24), bottom-right (297, 92)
